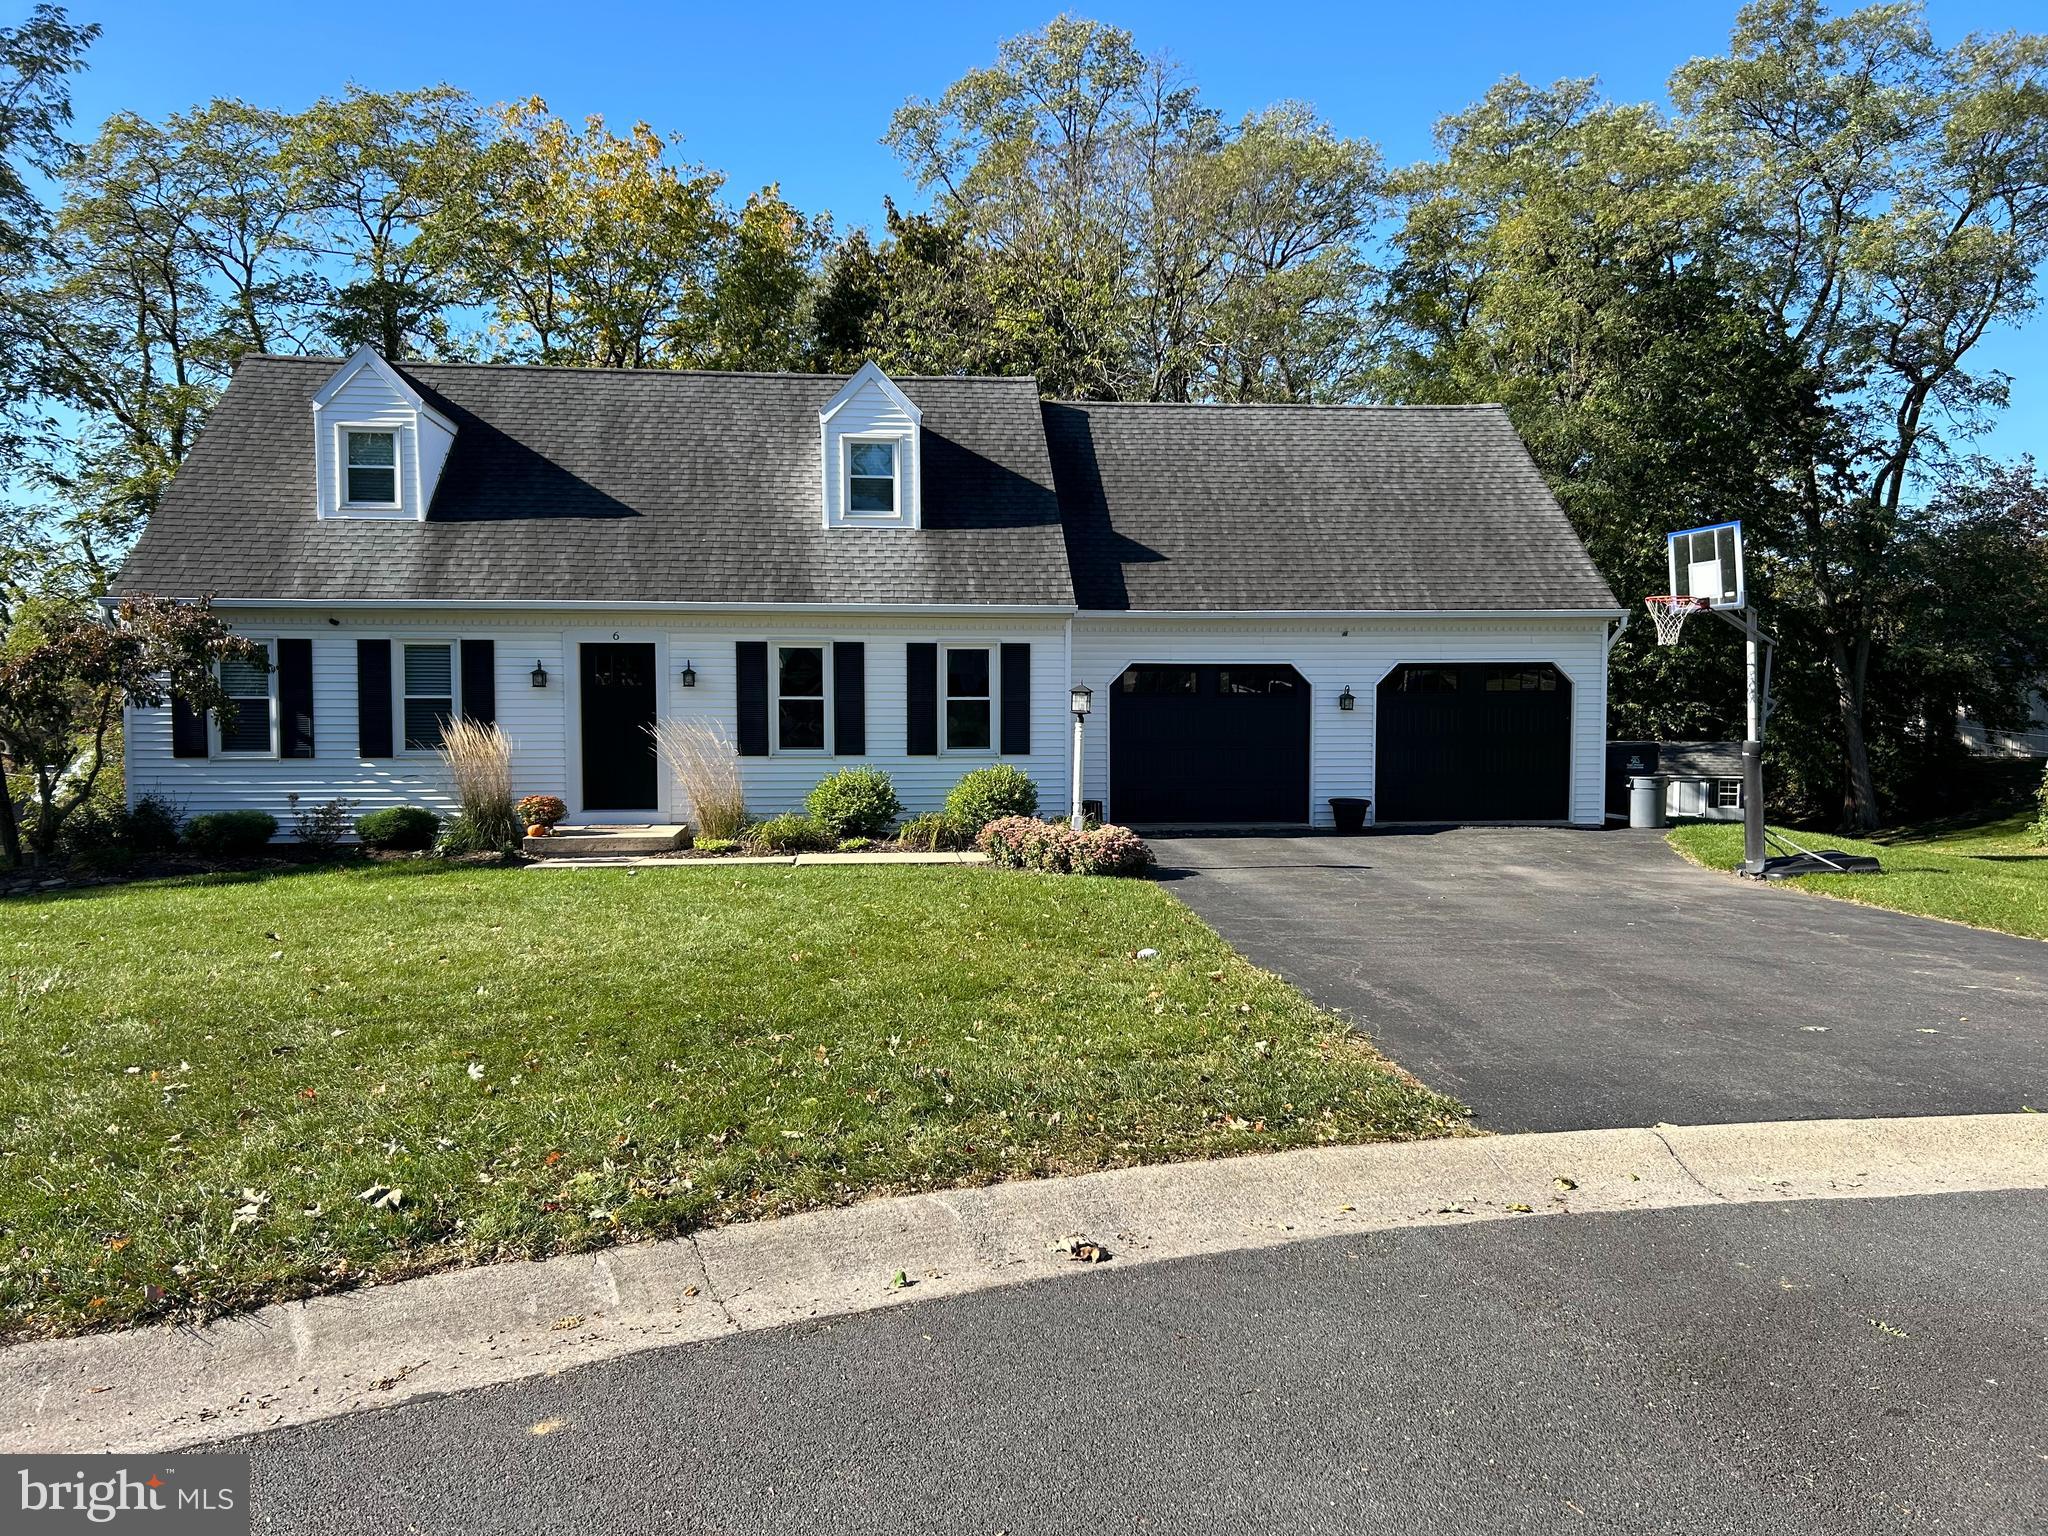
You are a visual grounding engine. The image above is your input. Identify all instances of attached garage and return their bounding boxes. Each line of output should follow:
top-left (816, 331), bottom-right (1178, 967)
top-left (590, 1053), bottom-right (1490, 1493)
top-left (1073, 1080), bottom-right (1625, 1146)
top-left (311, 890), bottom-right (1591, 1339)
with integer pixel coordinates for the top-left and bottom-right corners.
top-left (1375, 663), bottom-right (1572, 822)
top-left (1110, 663), bottom-right (1309, 824)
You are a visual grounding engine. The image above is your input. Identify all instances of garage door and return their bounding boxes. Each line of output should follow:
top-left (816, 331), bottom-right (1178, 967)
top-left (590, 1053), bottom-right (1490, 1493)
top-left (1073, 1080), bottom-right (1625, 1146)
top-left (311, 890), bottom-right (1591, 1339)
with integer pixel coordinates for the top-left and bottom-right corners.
top-left (1376, 663), bottom-right (1572, 821)
top-left (1110, 663), bottom-right (1309, 824)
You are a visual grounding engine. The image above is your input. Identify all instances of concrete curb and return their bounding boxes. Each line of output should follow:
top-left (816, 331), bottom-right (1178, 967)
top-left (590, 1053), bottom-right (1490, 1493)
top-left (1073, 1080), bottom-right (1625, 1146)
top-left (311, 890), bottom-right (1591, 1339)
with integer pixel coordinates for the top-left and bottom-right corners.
top-left (6, 1113), bottom-right (2044, 1454)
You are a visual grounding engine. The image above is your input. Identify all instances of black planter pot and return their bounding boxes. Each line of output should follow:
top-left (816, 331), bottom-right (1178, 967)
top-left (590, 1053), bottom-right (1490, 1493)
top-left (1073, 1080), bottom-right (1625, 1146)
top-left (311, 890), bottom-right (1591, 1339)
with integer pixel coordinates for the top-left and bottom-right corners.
top-left (1329, 797), bottom-right (1371, 834)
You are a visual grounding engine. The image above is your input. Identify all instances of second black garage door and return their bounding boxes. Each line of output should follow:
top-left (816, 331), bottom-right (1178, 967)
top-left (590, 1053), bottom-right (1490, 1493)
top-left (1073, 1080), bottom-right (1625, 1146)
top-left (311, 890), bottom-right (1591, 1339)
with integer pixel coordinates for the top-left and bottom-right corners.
top-left (1376, 663), bottom-right (1572, 821)
top-left (1111, 663), bottom-right (1309, 824)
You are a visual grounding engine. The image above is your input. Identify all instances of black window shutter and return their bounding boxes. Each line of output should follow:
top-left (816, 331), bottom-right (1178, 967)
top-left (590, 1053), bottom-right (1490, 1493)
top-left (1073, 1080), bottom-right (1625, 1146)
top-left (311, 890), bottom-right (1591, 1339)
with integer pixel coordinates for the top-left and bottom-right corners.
top-left (357, 639), bottom-right (393, 758)
top-left (833, 642), bottom-right (865, 757)
top-left (460, 638), bottom-right (496, 726)
top-left (278, 638), bottom-right (315, 758)
top-left (736, 641), bottom-right (769, 756)
top-left (906, 642), bottom-right (938, 756)
top-left (1000, 643), bottom-right (1031, 756)
top-left (170, 694), bottom-right (209, 759)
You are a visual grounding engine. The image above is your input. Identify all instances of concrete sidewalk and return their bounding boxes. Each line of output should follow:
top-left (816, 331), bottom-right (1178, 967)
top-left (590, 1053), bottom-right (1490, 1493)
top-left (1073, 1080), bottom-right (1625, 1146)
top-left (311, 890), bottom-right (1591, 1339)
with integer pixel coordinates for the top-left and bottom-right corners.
top-left (7, 1113), bottom-right (2046, 1455)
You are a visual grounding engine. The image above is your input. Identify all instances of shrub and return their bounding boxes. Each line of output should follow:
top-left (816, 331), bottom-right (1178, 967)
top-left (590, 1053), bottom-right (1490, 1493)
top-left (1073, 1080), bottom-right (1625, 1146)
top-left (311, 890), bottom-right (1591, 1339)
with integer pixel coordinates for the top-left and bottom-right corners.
top-left (516, 794), bottom-right (567, 829)
top-left (693, 836), bottom-right (740, 855)
top-left (897, 811), bottom-right (964, 851)
top-left (652, 718), bottom-right (747, 839)
top-left (182, 810), bottom-right (278, 858)
top-left (976, 815), bottom-right (1081, 872)
top-left (1072, 823), bottom-right (1154, 877)
top-left (743, 812), bottom-right (831, 853)
top-left (122, 793), bottom-right (182, 854)
top-left (838, 836), bottom-right (877, 852)
top-left (435, 719), bottom-right (521, 853)
top-left (356, 806), bottom-right (441, 851)
top-left (805, 766), bottom-right (903, 840)
top-left (944, 763), bottom-right (1039, 836)
top-left (2034, 760), bottom-right (2048, 847)
top-left (976, 816), bottom-right (1153, 877)
top-left (287, 793), bottom-right (359, 854)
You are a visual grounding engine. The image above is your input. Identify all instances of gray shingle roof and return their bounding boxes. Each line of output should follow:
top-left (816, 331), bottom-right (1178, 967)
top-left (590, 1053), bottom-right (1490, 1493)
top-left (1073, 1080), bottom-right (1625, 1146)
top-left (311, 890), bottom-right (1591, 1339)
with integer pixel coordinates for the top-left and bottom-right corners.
top-left (1044, 400), bottom-right (1618, 612)
top-left (114, 358), bottom-right (1617, 614)
top-left (113, 357), bottom-right (1075, 607)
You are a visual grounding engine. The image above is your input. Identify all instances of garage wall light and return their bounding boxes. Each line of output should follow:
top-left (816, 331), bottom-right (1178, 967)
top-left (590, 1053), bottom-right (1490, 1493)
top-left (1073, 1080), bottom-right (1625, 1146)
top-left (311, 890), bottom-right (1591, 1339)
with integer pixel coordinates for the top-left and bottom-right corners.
top-left (680, 660), bottom-right (697, 688)
top-left (1337, 686), bottom-right (1355, 711)
top-left (530, 660), bottom-right (548, 688)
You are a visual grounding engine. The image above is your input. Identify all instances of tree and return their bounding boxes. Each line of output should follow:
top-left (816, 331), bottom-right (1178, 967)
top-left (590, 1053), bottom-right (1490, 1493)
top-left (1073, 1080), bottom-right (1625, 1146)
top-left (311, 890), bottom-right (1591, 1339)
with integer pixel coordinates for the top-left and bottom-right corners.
top-left (666, 184), bottom-right (830, 371)
top-left (0, 596), bottom-right (263, 865)
top-left (1673, 0), bottom-right (2048, 828)
top-left (461, 98), bottom-right (722, 367)
top-left (287, 85), bottom-right (483, 359)
top-left (884, 16), bottom-right (1383, 401)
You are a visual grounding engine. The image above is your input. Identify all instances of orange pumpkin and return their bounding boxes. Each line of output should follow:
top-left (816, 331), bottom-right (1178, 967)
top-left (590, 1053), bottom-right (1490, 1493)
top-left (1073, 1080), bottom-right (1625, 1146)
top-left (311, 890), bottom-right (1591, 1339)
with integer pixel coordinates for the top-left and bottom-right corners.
top-left (527, 823), bottom-right (550, 839)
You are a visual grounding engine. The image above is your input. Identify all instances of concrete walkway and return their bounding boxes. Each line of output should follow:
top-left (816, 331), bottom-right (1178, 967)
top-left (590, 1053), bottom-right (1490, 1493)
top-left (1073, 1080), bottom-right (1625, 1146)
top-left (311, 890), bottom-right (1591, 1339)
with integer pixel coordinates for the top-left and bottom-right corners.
top-left (7, 1112), bottom-right (2044, 1455)
top-left (526, 850), bottom-right (987, 869)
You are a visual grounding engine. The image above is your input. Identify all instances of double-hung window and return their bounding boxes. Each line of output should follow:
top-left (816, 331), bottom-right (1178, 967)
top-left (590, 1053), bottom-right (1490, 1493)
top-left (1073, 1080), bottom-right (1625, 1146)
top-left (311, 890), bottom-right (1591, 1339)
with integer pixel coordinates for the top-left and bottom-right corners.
top-left (344, 429), bottom-right (399, 507)
top-left (945, 646), bottom-right (992, 752)
top-left (217, 643), bottom-right (276, 754)
top-left (1715, 778), bottom-right (1743, 810)
top-left (776, 644), bottom-right (827, 752)
top-left (402, 641), bottom-right (456, 751)
top-left (846, 440), bottom-right (897, 515)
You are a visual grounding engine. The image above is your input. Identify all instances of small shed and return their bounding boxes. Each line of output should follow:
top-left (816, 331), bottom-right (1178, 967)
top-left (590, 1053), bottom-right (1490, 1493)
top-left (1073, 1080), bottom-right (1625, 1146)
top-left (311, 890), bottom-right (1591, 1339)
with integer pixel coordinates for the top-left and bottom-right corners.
top-left (1605, 740), bottom-right (1746, 821)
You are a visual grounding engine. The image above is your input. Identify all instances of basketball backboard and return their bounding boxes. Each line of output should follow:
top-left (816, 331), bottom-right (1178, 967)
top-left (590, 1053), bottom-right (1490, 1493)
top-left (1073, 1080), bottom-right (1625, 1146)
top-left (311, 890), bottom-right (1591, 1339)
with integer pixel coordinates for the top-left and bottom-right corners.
top-left (1666, 521), bottom-right (1744, 609)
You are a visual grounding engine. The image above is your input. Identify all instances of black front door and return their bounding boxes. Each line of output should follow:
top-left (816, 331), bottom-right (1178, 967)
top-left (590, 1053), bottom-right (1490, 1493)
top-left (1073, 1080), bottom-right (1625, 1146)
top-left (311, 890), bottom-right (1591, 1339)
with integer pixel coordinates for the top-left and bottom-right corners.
top-left (580, 643), bottom-right (658, 811)
top-left (1110, 663), bottom-right (1311, 824)
top-left (1375, 662), bottom-right (1572, 821)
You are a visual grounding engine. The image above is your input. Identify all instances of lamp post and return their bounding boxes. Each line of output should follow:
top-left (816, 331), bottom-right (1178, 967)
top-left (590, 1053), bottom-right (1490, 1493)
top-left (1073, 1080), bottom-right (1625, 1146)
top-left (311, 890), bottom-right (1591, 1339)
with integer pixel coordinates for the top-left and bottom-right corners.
top-left (1068, 683), bottom-right (1093, 829)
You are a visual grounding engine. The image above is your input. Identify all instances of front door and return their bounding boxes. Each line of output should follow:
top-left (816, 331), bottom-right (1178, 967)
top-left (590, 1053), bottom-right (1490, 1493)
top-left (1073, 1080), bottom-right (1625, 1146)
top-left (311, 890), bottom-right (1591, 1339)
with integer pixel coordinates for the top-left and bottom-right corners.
top-left (580, 642), bottom-right (658, 812)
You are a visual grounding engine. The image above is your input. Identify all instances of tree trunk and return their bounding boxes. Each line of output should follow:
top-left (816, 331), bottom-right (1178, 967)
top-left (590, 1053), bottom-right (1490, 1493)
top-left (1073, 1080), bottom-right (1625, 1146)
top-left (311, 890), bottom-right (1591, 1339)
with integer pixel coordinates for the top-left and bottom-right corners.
top-left (1828, 642), bottom-right (1880, 832)
top-left (0, 773), bottom-right (20, 870)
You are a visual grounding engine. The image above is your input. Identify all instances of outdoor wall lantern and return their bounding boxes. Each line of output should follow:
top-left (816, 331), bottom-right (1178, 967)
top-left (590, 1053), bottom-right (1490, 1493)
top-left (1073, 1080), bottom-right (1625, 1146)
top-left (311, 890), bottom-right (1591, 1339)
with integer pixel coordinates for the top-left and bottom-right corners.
top-left (680, 660), bottom-right (697, 688)
top-left (1337, 686), bottom-right (1356, 711)
top-left (530, 660), bottom-right (548, 689)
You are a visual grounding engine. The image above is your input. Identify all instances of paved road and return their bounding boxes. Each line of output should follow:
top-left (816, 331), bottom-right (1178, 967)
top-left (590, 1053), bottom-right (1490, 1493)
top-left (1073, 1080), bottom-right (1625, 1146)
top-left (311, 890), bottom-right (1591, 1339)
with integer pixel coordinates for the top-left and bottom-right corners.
top-left (1148, 828), bottom-right (2048, 1132)
top-left (225, 1191), bottom-right (2048, 1535)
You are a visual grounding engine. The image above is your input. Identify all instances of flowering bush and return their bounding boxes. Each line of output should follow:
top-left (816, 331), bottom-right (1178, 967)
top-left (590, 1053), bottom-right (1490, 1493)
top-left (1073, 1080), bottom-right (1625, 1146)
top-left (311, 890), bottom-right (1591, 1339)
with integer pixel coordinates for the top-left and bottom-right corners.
top-left (1071, 823), bottom-right (1154, 876)
top-left (516, 794), bottom-right (568, 828)
top-left (976, 816), bottom-right (1153, 877)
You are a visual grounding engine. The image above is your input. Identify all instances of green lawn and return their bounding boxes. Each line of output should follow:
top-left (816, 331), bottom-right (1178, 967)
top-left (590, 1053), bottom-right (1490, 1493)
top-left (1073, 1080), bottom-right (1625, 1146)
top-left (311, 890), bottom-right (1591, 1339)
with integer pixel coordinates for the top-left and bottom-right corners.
top-left (1669, 810), bottom-right (2048, 940)
top-left (0, 862), bottom-right (1462, 1338)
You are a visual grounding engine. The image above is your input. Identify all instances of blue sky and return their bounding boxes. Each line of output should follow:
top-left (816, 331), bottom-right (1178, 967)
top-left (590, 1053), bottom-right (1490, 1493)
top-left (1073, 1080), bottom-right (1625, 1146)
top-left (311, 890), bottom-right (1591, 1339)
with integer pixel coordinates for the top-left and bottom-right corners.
top-left (41, 0), bottom-right (2048, 463)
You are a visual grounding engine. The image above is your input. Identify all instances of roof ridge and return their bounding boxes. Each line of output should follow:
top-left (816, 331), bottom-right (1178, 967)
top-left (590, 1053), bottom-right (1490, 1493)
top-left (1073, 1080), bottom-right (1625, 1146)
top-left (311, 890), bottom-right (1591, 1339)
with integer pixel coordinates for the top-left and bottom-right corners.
top-left (1047, 399), bottom-right (1509, 412)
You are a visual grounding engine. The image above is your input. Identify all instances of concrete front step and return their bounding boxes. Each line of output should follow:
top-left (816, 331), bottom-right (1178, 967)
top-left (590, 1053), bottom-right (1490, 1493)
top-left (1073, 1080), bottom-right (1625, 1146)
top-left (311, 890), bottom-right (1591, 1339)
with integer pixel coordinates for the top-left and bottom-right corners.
top-left (524, 824), bottom-right (692, 858)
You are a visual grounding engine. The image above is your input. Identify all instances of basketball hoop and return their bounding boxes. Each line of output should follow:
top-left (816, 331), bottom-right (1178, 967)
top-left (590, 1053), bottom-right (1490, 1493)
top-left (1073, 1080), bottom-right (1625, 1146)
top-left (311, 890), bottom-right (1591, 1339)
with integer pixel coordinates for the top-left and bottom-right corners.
top-left (1645, 594), bottom-right (1708, 646)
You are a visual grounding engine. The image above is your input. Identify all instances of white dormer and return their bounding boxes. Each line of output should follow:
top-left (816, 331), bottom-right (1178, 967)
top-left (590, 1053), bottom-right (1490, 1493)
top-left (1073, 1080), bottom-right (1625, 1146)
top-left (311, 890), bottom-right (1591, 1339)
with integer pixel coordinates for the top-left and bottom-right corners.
top-left (310, 344), bottom-right (457, 520)
top-left (819, 362), bottom-right (921, 529)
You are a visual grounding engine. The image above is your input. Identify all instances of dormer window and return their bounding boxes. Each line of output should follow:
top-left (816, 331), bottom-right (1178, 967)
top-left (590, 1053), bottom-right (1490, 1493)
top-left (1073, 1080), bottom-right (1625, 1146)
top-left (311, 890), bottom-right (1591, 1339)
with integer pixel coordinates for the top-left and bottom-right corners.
top-left (345, 430), bottom-right (399, 506)
top-left (847, 440), bottom-right (897, 515)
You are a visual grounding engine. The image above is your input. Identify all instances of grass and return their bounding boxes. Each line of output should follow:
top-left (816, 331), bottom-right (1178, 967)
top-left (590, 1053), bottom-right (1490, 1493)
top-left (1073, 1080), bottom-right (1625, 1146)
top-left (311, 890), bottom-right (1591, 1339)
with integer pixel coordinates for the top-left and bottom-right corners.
top-left (0, 862), bottom-right (1462, 1338)
top-left (1668, 809), bottom-right (2048, 940)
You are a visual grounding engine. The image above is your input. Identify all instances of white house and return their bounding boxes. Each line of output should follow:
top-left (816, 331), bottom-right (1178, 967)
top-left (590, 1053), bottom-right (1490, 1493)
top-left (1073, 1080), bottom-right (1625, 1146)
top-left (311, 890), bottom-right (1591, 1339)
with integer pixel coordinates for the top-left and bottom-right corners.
top-left (112, 348), bottom-right (1622, 832)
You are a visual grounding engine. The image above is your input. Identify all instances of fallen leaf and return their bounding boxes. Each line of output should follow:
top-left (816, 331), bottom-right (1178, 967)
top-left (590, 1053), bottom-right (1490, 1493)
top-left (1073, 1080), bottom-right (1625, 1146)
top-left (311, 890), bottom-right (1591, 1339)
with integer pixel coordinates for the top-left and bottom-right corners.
top-left (1505, 1202), bottom-right (1534, 1213)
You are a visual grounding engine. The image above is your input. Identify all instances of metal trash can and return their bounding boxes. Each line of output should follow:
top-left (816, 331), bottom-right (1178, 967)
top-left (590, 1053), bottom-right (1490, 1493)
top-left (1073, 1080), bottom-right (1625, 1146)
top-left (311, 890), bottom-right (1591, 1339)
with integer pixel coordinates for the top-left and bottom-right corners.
top-left (1627, 774), bottom-right (1668, 830)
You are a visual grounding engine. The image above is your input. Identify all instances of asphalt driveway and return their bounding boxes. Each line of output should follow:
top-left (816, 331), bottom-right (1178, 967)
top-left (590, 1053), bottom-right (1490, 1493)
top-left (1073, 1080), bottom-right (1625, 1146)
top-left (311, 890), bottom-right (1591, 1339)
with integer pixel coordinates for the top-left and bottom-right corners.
top-left (1150, 828), bottom-right (2048, 1132)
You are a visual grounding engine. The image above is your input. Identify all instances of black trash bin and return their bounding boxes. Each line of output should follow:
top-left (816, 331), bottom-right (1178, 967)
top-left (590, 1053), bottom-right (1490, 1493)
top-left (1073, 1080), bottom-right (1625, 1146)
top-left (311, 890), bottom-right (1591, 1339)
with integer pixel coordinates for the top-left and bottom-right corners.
top-left (1329, 797), bottom-right (1371, 834)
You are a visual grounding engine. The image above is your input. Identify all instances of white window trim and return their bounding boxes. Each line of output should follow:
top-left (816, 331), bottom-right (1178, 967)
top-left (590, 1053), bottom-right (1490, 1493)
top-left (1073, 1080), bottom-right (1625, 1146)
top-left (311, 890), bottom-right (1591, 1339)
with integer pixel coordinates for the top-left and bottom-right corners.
top-left (1715, 778), bottom-right (1744, 809)
top-left (942, 643), bottom-right (997, 756)
top-left (212, 638), bottom-right (279, 758)
top-left (395, 637), bottom-right (461, 758)
top-left (335, 422), bottom-right (407, 515)
top-left (841, 434), bottom-right (905, 523)
top-left (771, 639), bottom-right (832, 756)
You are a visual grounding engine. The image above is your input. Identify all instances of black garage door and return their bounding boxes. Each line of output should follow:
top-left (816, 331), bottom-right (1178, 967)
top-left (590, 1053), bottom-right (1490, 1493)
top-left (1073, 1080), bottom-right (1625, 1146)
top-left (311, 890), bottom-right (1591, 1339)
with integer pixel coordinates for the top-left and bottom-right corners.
top-left (1376, 663), bottom-right (1572, 822)
top-left (1111, 663), bottom-right (1309, 824)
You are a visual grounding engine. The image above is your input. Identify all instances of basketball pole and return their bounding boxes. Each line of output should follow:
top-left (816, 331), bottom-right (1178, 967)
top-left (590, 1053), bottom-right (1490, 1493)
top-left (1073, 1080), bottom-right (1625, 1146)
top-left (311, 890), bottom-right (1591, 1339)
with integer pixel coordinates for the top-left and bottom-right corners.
top-left (1742, 604), bottom-right (1766, 877)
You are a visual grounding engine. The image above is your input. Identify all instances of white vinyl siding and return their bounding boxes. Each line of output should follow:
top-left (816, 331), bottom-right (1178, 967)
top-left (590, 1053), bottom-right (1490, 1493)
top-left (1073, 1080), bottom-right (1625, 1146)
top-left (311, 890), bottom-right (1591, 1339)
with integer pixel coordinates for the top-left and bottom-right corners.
top-left (312, 351), bottom-right (456, 520)
top-left (821, 371), bottom-right (919, 528)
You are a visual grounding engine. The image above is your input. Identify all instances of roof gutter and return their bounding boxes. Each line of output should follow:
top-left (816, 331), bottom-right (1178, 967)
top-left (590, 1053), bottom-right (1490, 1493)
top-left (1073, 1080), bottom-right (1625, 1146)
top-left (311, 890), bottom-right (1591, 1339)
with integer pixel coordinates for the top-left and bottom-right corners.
top-left (133, 596), bottom-right (1082, 617)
